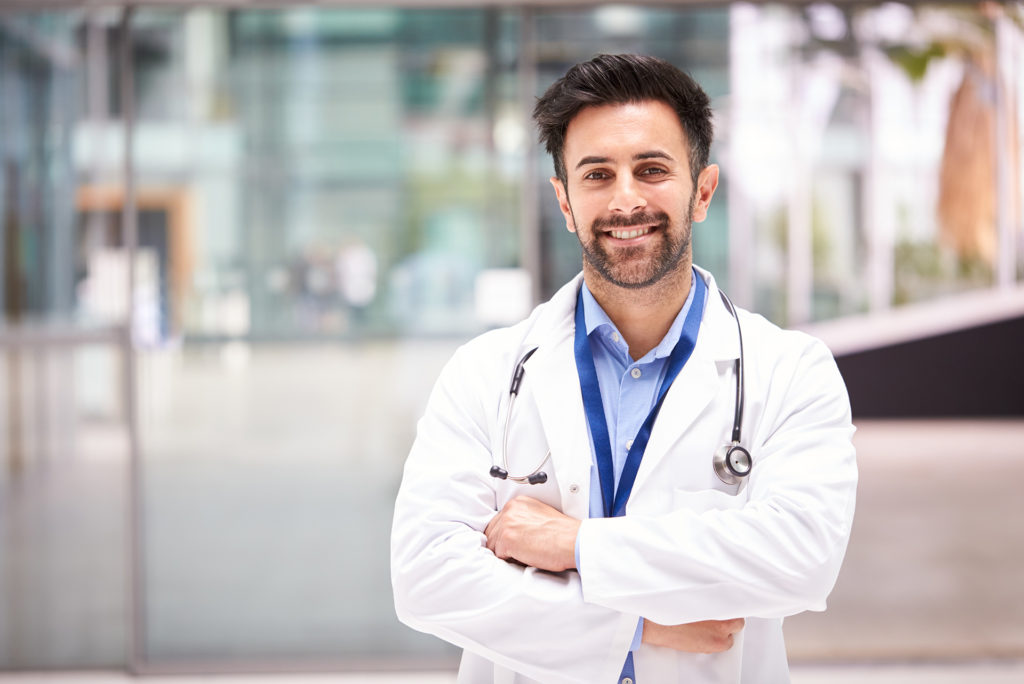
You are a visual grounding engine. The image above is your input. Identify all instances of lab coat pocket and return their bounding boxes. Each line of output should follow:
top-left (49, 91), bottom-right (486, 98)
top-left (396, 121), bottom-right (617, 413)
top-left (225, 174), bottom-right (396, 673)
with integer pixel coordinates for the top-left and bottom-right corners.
top-left (672, 486), bottom-right (747, 514)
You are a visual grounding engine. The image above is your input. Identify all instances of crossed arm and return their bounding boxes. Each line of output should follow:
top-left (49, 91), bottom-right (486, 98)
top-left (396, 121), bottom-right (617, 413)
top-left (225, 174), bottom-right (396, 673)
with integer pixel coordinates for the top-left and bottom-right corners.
top-left (394, 334), bottom-right (855, 677)
top-left (484, 495), bottom-right (745, 654)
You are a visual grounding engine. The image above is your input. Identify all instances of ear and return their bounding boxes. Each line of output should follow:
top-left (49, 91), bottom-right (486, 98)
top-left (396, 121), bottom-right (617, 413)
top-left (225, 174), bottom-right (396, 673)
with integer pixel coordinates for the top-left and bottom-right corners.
top-left (549, 177), bottom-right (576, 233)
top-left (690, 164), bottom-right (720, 223)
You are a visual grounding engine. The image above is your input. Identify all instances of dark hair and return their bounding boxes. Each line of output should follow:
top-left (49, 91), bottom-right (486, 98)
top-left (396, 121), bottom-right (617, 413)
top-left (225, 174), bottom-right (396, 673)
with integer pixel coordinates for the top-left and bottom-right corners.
top-left (533, 54), bottom-right (713, 185)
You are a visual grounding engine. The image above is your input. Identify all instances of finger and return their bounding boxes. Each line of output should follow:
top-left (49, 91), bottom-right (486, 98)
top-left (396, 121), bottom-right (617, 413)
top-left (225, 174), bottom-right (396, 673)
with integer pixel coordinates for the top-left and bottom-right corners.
top-left (487, 532), bottom-right (507, 558)
top-left (484, 518), bottom-right (500, 551)
top-left (484, 507), bottom-right (505, 538)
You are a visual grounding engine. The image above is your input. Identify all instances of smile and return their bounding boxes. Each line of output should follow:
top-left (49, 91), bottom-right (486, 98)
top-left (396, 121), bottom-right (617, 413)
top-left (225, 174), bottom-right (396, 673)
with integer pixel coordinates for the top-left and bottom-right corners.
top-left (608, 226), bottom-right (654, 240)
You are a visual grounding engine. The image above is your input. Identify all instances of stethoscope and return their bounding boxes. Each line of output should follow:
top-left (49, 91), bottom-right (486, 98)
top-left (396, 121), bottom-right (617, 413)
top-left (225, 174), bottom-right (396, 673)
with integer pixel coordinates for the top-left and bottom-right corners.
top-left (488, 347), bottom-right (551, 485)
top-left (488, 290), bottom-right (753, 488)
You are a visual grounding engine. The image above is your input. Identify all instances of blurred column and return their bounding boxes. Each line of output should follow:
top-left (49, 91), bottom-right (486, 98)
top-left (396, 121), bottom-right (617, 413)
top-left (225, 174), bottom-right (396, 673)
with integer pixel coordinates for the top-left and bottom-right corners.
top-left (3, 161), bottom-right (25, 475)
top-left (518, 7), bottom-right (540, 304)
top-left (726, 4), bottom-right (756, 311)
top-left (786, 58), bottom-right (813, 326)
top-left (117, 6), bottom-right (144, 673)
top-left (994, 8), bottom-right (1017, 289)
top-left (863, 47), bottom-right (894, 313)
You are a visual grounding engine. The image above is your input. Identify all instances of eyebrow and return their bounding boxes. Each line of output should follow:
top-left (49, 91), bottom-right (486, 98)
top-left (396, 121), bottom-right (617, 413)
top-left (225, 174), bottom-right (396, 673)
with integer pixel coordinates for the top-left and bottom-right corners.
top-left (574, 150), bottom-right (676, 170)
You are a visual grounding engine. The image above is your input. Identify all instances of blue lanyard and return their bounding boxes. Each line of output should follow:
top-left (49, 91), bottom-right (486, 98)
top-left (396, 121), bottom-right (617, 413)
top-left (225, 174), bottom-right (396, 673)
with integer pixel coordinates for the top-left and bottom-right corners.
top-left (573, 274), bottom-right (707, 518)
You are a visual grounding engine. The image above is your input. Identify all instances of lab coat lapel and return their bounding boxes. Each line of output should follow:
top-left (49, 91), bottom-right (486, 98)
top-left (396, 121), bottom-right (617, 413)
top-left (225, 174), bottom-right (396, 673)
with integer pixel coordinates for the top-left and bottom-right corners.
top-left (525, 276), bottom-right (592, 520)
top-left (632, 351), bottom-right (720, 494)
top-left (631, 273), bottom-right (740, 495)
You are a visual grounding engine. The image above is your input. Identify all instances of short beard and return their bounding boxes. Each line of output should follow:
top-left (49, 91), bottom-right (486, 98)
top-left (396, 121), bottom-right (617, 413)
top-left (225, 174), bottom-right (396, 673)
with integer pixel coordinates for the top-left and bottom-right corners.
top-left (568, 195), bottom-right (694, 290)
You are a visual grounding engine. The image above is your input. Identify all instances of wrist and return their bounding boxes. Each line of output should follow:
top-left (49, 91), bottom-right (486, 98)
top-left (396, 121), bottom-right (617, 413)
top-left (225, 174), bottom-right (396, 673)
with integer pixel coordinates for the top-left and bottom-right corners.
top-left (561, 518), bottom-right (581, 570)
top-left (641, 619), bottom-right (666, 648)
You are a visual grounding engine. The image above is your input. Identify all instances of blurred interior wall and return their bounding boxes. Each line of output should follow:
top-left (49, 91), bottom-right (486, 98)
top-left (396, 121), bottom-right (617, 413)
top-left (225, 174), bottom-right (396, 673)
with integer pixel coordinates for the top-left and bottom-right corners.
top-left (1, 1), bottom-right (1023, 674)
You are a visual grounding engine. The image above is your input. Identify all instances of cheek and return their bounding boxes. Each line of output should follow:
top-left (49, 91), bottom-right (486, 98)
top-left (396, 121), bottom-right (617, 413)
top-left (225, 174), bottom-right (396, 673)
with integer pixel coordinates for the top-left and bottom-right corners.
top-left (565, 195), bottom-right (602, 233)
top-left (562, 195), bottom-right (585, 233)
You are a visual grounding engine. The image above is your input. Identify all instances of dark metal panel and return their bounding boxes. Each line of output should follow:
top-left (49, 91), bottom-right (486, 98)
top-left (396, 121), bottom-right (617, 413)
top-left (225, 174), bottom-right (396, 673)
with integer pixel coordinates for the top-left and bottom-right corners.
top-left (837, 315), bottom-right (1024, 418)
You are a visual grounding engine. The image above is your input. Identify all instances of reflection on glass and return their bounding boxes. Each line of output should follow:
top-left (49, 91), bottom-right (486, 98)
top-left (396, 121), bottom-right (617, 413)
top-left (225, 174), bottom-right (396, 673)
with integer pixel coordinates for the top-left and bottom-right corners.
top-left (0, 342), bottom-right (129, 669)
top-left (1, 13), bottom-right (85, 329)
top-left (1, 11), bottom-right (130, 671)
top-left (123, 9), bottom-right (523, 343)
top-left (130, 6), bottom-right (516, 667)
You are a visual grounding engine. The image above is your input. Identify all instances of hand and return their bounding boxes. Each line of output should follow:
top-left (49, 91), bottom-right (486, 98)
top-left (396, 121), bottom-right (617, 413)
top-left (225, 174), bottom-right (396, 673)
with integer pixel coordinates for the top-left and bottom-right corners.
top-left (484, 496), bottom-right (581, 572)
top-left (642, 618), bottom-right (746, 653)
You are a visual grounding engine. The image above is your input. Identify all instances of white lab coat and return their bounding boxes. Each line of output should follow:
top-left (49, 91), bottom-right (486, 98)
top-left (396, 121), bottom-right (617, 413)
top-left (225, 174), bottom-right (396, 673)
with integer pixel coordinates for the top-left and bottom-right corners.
top-left (391, 268), bottom-right (857, 684)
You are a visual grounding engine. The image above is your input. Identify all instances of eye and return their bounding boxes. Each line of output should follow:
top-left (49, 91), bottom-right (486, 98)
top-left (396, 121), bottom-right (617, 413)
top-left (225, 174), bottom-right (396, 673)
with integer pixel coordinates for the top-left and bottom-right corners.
top-left (638, 166), bottom-right (668, 177)
top-left (583, 169), bottom-right (610, 181)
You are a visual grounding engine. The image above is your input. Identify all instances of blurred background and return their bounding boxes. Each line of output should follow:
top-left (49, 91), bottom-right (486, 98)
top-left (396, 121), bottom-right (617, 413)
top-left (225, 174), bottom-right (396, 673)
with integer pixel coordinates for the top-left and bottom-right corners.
top-left (0, 0), bottom-right (1022, 681)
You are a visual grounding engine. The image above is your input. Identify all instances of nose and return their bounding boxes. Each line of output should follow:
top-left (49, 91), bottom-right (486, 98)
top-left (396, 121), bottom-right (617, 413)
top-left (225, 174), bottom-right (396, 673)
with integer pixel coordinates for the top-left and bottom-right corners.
top-left (607, 174), bottom-right (647, 214)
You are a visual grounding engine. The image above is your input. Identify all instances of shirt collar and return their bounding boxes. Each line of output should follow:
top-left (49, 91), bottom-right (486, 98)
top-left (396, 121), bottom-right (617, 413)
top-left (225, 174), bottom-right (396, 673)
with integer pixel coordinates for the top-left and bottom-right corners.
top-left (580, 270), bottom-right (698, 362)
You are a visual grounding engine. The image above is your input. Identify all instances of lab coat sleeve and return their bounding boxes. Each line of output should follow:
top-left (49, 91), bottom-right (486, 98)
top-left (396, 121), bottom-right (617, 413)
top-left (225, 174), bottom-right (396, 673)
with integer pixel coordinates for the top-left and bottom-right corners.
top-left (391, 339), bottom-right (638, 684)
top-left (575, 333), bottom-right (858, 625)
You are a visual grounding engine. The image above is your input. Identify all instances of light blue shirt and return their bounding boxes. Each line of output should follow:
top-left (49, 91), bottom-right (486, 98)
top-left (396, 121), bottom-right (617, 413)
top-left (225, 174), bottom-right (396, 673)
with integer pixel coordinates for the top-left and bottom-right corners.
top-left (574, 272), bottom-right (699, 664)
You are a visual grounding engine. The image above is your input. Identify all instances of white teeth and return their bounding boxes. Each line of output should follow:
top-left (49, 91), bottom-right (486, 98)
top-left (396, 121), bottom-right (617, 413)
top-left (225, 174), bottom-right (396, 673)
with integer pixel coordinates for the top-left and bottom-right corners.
top-left (609, 227), bottom-right (652, 239)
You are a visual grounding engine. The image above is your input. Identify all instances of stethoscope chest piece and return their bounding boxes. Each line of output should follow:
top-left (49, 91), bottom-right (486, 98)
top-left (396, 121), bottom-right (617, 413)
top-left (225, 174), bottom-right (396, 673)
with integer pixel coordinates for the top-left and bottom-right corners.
top-left (713, 442), bottom-right (752, 486)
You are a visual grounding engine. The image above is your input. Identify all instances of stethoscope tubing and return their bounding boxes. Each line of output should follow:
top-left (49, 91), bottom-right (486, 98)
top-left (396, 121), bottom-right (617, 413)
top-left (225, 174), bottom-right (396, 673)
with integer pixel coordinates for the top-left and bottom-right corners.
top-left (717, 290), bottom-right (745, 445)
top-left (492, 347), bottom-right (551, 484)
top-left (492, 286), bottom-right (749, 487)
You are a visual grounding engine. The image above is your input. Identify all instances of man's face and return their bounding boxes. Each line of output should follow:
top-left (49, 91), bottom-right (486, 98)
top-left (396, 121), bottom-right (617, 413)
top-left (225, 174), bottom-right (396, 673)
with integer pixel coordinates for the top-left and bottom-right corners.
top-left (550, 100), bottom-right (718, 291)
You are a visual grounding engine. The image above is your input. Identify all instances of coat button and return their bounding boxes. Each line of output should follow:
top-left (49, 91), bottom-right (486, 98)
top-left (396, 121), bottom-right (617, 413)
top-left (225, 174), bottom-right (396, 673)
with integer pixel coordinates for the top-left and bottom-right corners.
top-left (568, 484), bottom-right (579, 494)
top-left (621, 678), bottom-right (633, 684)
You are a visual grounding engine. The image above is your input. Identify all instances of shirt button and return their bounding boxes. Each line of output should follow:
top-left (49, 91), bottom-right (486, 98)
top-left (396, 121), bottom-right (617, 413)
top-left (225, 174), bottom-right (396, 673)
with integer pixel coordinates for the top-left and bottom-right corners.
top-left (630, 367), bottom-right (642, 379)
top-left (621, 678), bottom-right (634, 684)
top-left (568, 483), bottom-right (579, 494)
top-left (611, 332), bottom-right (620, 343)
top-left (625, 439), bottom-right (633, 450)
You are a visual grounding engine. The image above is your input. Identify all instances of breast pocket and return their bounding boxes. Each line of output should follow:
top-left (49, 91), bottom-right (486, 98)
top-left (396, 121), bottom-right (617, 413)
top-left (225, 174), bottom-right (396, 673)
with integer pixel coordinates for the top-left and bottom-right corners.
top-left (672, 486), bottom-right (747, 514)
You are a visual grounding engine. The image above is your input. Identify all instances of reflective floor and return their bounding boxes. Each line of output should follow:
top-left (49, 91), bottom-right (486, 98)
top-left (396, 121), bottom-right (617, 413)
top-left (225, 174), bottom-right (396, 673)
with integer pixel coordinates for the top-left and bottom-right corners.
top-left (3, 662), bottom-right (1024, 683)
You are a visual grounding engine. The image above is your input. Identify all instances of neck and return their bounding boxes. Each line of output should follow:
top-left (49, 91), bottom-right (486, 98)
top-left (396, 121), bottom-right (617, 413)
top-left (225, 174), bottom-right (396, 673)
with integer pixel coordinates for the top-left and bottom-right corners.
top-left (584, 263), bottom-right (693, 361)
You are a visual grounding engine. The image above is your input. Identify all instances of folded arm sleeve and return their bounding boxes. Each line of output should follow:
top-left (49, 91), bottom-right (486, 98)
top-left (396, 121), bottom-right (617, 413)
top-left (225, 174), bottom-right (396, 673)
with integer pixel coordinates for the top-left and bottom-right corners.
top-left (391, 341), bottom-right (637, 684)
top-left (577, 336), bottom-right (858, 625)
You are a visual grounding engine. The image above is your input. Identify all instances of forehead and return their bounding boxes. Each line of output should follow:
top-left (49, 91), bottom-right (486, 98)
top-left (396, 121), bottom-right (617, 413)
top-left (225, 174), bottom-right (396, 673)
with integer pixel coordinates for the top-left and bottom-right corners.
top-left (563, 100), bottom-right (689, 162)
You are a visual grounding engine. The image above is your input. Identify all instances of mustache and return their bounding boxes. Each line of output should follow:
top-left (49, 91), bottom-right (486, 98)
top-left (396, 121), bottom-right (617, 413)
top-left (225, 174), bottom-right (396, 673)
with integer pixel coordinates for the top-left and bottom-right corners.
top-left (591, 210), bottom-right (670, 231)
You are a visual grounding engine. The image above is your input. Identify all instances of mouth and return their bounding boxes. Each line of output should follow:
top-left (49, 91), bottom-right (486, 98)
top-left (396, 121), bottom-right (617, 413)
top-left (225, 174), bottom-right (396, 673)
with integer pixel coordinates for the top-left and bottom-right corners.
top-left (606, 225), bottom-right (656, 241)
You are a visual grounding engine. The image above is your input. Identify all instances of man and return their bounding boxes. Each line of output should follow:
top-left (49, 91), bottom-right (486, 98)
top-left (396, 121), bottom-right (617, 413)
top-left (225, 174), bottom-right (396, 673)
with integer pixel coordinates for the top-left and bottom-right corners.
top-left (392, 54), bottom-right (857, 684)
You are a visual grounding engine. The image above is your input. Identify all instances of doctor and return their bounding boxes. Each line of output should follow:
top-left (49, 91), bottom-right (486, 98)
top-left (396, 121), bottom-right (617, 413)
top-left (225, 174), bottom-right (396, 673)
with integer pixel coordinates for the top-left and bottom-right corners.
top-left (391, 54), bottom-right (857, 684)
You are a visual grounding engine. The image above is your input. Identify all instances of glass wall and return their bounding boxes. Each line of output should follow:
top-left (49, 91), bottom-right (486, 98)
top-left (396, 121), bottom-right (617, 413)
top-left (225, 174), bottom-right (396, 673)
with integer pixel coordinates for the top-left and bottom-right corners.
top-left (1, 10), bottom-right (131, 670)
top-left (1, 12), bottom-right (82, 326)
top-left (127, 6), bottom-right (522, 667)
top-left (118, 8), bottom-right (525, 344)
top-left (2, 0), bottom-right (1023, 673)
